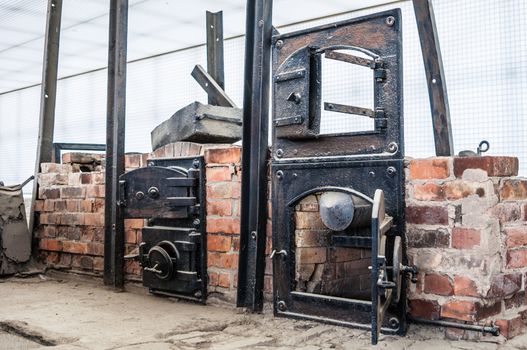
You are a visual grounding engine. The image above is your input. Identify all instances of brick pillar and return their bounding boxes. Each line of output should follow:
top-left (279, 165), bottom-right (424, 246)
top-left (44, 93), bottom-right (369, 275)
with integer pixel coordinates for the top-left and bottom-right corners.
top-left (406, 156), bottom-right (527, 339)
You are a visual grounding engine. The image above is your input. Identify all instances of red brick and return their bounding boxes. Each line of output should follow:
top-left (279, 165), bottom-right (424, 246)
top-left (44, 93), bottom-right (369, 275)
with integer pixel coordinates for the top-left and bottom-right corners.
top-left (504, 226), bottom-right (527, 248)
top-left (54, 200), bottom-right (67, 211)
top-left (444, 182), bottom-right (484, 200)
top-left (496, 316), bottom-right (524, 339)
top-left (489, 203), bottom-right (520, 223)
top-left (500, 179), bottom-right (527, 201)
top-left (232, 237), bottom-right (240, 252)
top-left (66, 199), bottom-right (80, 212)
top-left (206, 166), bottom-right (234, 182)
top-left (124, 219), bottom-right (144, 229)
top-left (206, 182), bottom-right (240, 199)
top-left (451, 227), bottom-right (480, 249)
top-left (208, 272), bottom-right (219, 286)
top-left (80, 200), bottom-right (94, 212)
top-left (92, 173), bottom-right (105, 185)
top-left (487, 274), bottom-right (522, 298)
top-left (39, 238), bottom-right (63, 252)
top-left (207, 218), bottom-right (240, 234)
top-left (61, 213), bottom-right (85, 226)
top-left (40, 163), bottom-right (57, 173)
top-left (33, 200), bottom-right (45, 212)
top-left (204, 147), bottom-right (241, 164)
top-left (62, 241), bottom-right (88, 254)
top-left (207, 252), bottom-right (238, 269)
top-left (406, 227), bottom-right (449, 248)
top-left (93, 199), bottom-right (104, 212)
top-left (39, 187), bottom-right (60, 199)
top-left (60, 187), bottom-right (85, 199)
top-left (206, 201), bottom-right (232, 216)
top-left (85, 185), bottom-right (105, 198)
top-left (412, 183), bottom-right (445, 201)
top-left (507, 249), bottom-right (527, 268)
top-left (125, 229), bottom-right (137, 244)
top-left (82, 213), bottom-right (104, 227)
top-left (453, 156), bottom-right (518, 177)
top-left (80, 173), bottom-right (92, 184)
top-left (39, 213), bottom-right (60, 225)
top-left (87, 242), bottom-right (104, 256)
top-left (62, 152), bottom-right (102, 164)
top-left (424, 274), bottom-right (453, 296)
top-left (408, 158), bottom-right (450, 180)
top-left (218, 273), bottom-right (231, 288)
top-left (453, 276), bottom-right (479, 297)
top-left (43, 252), bottom-right (60, 265)
top-left (207, 235), bottom-right (232, 252)
top-left (125, 153), bottom-right (142, 169)
top-left (441, 300), bottom-right (476, 322)
top-left (79, 256), bottom-right (94, 270)
top-left (405, 206), bottom-right (448, 225)
top-left (39, 226), bottom-right (57, 238)
top-left (43, 200), bottom-right (55, 212)
top-left (409, 299), bottom-right (440, 320)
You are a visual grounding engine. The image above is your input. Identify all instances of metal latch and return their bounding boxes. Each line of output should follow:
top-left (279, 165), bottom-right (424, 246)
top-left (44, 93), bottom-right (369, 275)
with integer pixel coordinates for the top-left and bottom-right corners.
top-left (269, 249), bottom-right (288, 259)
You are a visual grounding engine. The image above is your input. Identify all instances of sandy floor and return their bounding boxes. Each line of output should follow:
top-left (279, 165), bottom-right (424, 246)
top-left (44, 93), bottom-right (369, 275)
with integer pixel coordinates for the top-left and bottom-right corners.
top-left (0, 272), bottom-right (525, 350)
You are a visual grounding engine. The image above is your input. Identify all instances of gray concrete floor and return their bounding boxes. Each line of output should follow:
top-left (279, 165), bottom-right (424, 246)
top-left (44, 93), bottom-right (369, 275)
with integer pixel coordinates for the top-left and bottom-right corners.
top-left (0, 273), bottom-right (525, 350)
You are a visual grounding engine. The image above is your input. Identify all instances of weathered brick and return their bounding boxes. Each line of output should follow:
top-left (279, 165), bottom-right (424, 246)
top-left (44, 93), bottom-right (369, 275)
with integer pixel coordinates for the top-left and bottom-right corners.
top-left (507, 249), bottom-right (527, 268)
top-left (61, 187), bottom-right (85, 199)
top-left (412, 183), bottom-right (445, 201)
top-left (218, 273), bottom-right (231, 288)
top-left (43, 200), bottom-right (55, 212)
top-left (441, 300), bottom-right (500, 322)
top-left (329, 247), bottom-right (362, 263)
top-left (408, 158), bottom-right (450, 180)
top-left (453, 156), bottom-right (518, 177)
top-left (80, 173), bottom-right (92, 184)
top-left (204, 147), bottom-right (241, 164)
top-left (80, 200), bottom-right (94, 212)
top-left (207, 235), bottom-right (232, 252)
top-left (39, 187), bottom-right (60, 199)
top-left (62, 241), bottom-right (88, 254)
top-left (207, 218), bottom-right (240, 234)
top-left (85, 185), bottom-right (105, 198)
top-left (406, 227), bottom-right (449, 248)
top-left (68, 173), bottom-right (81, 186)
top-left (489, 203), bottom-right (520, 223)
top-left (87, 242), bottom-right (104, 256)
top-left (124, 218), bottom-right (144, 230)
top-left (125, 229), bottom-right (137, 244)
top-left (336, 259), bottom-right (370, 278)
top-left (487, 274), bottom-right (522, 298)
top-left (207, 252), bottom-right (238, 269)
top-left (444, 181), bottom-right (485, 200)
top-left (66, 199), bottom-right (80, 212)
top-left (61, 213), bottom-right (85, 226)
top-left (39, 213), bottom-right (61, 225)
top-left (33, 200), bottom-right (45, 212)
top-left (124, 153), bottom-right (142, 169)
top-left (207, 201), bottom-right (232, 216)
top-left (453, 276), bottom-right (479, 297)
top-left (84, 213), bottom-right (104, 227)
top-left (39, 238), bottom-right (63, 252)
top-left (409, 299), bottom-right (440, 320)
top-left (424, 274), bottom-right (453, 296)
top-left (206, 165), bottom-right (234, 182)
top-left (38, 173), bottom-right (68, 186)
top-left (93, 257), bottom-right (104, 271)
top-left (295, 230), bottom-right (330, 248)
top-left (62, 152), bottom-right (102, 164)
top-left (296, 247), bottom-right (326, 264)
top-left (294, 211), bottom-right (326, 230)
top-left (504, 226), bottom-right (527, 248)
top-left (206, 182), bottom-right (240, 199)
top-left (496, 316), bottom-right (524, 339)
top-left (405, 206), bottom-right (448, 225)
top-left (124, 260), bottom-right (141, 275)
top-left (504, 291), bottom-right (526, 309)
top-left (79, 256), bottom-right (94, 270)
top-left (232, 236), bottom-right (240, 251)
top-left (208, 272), bottom-right (219, 286)
top-left (451, 227), bottom-right (480, 249)
top-left (500, 179), bottom-right (527, 201)
top-left (91, 172), bottom-right (105, 185)
top-left (40, 163), bottom-right (57, 173)
top-left (54, 200), bottom-right (67, 211)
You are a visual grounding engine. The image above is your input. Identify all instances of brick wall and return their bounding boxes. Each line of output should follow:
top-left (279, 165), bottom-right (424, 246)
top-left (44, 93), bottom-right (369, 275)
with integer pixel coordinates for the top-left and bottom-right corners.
top-left (406, 156), bottom-right (527, 339)
top-left (294, 194), bottom-right (370, 299)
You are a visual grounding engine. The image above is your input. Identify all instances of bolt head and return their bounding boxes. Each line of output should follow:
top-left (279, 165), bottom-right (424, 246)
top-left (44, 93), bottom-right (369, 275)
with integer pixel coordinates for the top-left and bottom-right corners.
top-left (385, 16), bottom-right (395, 26)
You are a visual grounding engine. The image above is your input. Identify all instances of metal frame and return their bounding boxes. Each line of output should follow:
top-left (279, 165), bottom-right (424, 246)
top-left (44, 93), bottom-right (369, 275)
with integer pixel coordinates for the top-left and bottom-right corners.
top-left (237, 0), bottom-right (273, 311)
top-left (104, 0), bottom-right (128, 288)
top-left (29, 0), bottom-right (63, 234)
top-left (52, 143), bottom-right (106, 164)
top-left (412, 0), bottom-right (454, 156)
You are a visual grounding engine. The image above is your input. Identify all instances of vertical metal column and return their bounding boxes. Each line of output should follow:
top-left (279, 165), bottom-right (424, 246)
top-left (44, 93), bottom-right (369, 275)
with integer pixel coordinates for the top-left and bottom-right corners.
top-left (104, 0), bottom-right (128, 288)
top-left (413, 0), bottom-right (454, 156)
top-left (30, 0), bottom-right (63, 233)
top-left (206, 10), bottom-right (225, 99)
top-left (237, 0), bottom-right (273, 311)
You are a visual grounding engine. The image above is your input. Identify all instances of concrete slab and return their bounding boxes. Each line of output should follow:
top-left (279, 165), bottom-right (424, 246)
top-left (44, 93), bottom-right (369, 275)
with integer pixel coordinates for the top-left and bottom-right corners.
top-left (0, 273), bottom-right (525, 349)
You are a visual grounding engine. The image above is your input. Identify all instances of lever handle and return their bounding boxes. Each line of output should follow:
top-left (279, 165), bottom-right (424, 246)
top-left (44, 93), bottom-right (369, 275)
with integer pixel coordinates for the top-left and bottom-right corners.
top-left (270, 249), bottom-right (288, 259)
top-left (144, 263), bottom-right (162, 274)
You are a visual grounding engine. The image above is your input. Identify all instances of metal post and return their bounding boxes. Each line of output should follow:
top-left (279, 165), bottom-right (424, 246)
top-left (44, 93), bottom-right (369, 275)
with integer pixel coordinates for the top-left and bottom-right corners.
top-left (104, 0), bottom-right (128, 288)
top-left (29, 0), bottom-right (63, 233)
top-left (413, 0), bottom-right (454, 156)
top-left (237, 0), bottom-right (273, 311)
top-left (206, 11), bottom-right (225, 102)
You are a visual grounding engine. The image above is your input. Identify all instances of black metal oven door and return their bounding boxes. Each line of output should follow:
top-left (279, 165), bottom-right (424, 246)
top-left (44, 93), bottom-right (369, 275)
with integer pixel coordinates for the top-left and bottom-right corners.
top-left (118, 166), bottom-right (198, 219)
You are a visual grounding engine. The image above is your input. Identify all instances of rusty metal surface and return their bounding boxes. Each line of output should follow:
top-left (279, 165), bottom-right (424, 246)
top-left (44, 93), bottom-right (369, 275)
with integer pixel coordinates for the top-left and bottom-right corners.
top-left (412, 0), bottom-right (454, 156)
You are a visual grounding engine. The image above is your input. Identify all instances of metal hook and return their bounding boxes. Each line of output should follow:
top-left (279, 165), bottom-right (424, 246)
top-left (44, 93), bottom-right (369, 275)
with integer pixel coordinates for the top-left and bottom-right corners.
top-left (477, 140), bottom-right (489, 155)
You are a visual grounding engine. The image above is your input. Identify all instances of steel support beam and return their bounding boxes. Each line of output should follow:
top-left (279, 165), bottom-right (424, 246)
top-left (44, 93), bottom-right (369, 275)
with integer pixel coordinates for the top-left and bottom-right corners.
top-left (237, 0), bottom-right (273, 311)
top-left (413, 0), bottom-right (454, 156)
top-left (206, 10), bottom-right (225, 102)
top-left (104, 0), bottom-right (128, 288)
top-left (29, 0), bottom-right (63, 234)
